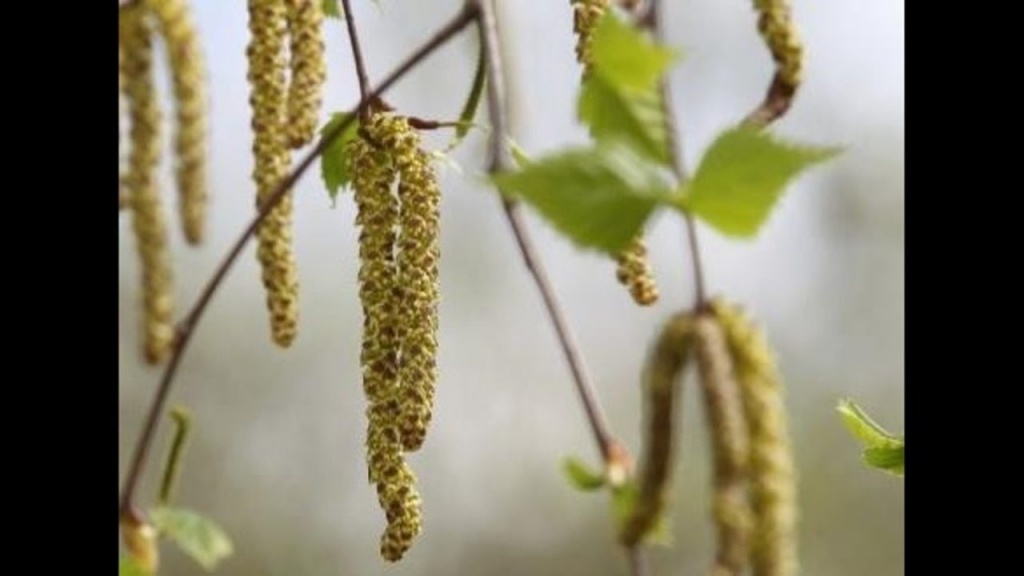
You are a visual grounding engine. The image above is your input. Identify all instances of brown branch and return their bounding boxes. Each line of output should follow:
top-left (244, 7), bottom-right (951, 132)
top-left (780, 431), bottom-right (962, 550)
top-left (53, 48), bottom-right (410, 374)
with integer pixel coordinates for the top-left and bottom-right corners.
top-left (474, 0), bottom-right (619, 464)
top-left (339, 0), bottom-right (371, 121)
top-left (118, 3), bottom-right (479, 519)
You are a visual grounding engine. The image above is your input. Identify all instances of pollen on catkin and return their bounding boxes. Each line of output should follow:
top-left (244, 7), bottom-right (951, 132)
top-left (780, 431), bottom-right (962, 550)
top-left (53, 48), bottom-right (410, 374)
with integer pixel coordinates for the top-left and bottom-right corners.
top-left (390, 120), bottom-right (441, 453)
top-left (351, 114), bottom-right (423, 561)
top-left (753, 0), bottom-right (803, 92)
top-left (711, 299), bottom-right (798, 576)
top-left (619, 312), bottom-right (695, 547)
top-left (146, 0), bottom-right (208, 245)
top-left (247, 0), bottom-right (300, 347)
top-left (284, 0), bottom-right (325, 149)
top-left (615, 236), bottom-right (659, 306)
top-left (121, 4), bottom-right (175, 365)
top-left (694, 314), bottom-right (753, 576)
top-left (570, 0), bottom-right (609, 73)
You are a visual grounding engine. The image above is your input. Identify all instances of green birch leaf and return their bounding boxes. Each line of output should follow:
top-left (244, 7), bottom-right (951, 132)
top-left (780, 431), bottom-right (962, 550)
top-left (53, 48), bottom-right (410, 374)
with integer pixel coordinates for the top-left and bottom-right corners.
top-left (563, 456), bottom-right (605, 491)
top-left (579, 77), bottom-right (670, 166)
top-left (492, 141), bottom-right (673, 254)
top-left (838, 399), bottom-right (904, 477)
top-left (590, 13), bottom-right (678, 90)
top-left (680, 126), bottom-right (841, 237)
top-left (151, 507), bottom-right (234, 571)
top-left (318, 112), bottom-right (361, 202)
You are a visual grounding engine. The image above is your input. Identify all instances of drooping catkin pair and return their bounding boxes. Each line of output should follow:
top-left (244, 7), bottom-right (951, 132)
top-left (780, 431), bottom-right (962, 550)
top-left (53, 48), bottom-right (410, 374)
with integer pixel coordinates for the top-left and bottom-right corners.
top-left (245, 0), bottom-right (325, 347)
top-left (119, 0), bottom-right (208, 364)
top-left (570, 0), bottom-right (659, 306)
top-left (621, 302), bottom-right (796, 576)
top-left (350, 111), bottom-right (441, 561)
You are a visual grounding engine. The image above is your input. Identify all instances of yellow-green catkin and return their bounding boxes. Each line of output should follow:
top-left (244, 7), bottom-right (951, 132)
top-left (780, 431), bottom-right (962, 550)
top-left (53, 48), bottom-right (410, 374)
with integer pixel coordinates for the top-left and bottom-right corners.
top-left (619, 312), bottom-right (695, 547)
top-left (121, 5), bottom-right (175, 365)
top-left (694, 314), bottom-right (753, 576)
top-left (247, 0), bottom-right (300, 347)
top-left (351, 114), bottom-right (423, 562)
top-left (571, 0), bottom-right (660, 306)
top-left (390, 119), bottom-right (440, 453)
top-left (753, 0), bottom-right (803, 90)
top-left (146, 0), bottom-right (208, 245)
top-left (284, 0), bottom-right (325, 149)
top-left (712, 299), bottom-right (797, 576)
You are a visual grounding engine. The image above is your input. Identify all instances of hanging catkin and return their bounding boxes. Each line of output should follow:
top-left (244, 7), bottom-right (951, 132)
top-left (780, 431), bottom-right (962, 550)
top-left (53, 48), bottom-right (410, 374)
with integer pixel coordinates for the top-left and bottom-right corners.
top-left (121, 4), bottom-right (175, 365)
top-left (391, 120), bottom-right (441, 453)
top-left (694, 314), bottom-right (753, 576)
top-left (712, 299), bottom-right (798, 576)
top-left (745, 0), bottom-right (804, 127)
top-left (571, 0), bottom-right (659, 306)
top-left (351, 112), bottom-right (424, 561)
top-left (284, 0), bottom-right (325, 149)
top-left (247, 0), bottom-right (300, 347)
top-left (146, 0), bottom-right (208, 245)
top-left (619, 312), bottom-right (694, 547)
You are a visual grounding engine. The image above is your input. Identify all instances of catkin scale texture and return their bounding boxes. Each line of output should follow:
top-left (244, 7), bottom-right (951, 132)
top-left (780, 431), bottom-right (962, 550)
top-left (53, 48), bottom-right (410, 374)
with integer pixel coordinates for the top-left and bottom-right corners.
top-left (145, 0), bottom-right (208, 245)
top-left (712, 299), bottom-right (798, 576)
top-left (753, 0), bottom-right (803, 89)
top-left (695, 315), bottom-right (753, 576)
top-left (284, 0), bottom-right (325, 148)
top-left (121, 5), bottom-right (175, 365)
top-left (247, 0), bottom-right (300, 347)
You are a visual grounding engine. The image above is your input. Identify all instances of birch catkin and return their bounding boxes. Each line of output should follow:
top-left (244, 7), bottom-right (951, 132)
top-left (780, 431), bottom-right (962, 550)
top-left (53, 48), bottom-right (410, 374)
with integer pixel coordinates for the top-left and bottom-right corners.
top-left (392, 122), bottom-right (441, 453)
top-left (247, 0), bottom-right (300, 347)
top-left (712, 299), bottom-right (798, 576)
top-left (619, 312), bottom-right (695, 547)
top-left (146, 0), bottom-right (208, 245)
top-left (571, 0), bottom-right (659, 306)
top-left (694, 315), bottom-right (753, 576)
top-left (746, 0), bottom-right (804, 127)
top-left (120, 5), bottom-right (175, 365)
top-left (284, 0), bottom-right (325, 149)
top-left (351, 114), bottom-right (425, 561)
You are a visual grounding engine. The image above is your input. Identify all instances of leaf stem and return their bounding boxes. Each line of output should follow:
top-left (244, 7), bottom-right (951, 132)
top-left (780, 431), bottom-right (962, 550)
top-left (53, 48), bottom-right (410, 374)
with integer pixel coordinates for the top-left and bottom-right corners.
top-left (118, 3), bottom-right (479, 520)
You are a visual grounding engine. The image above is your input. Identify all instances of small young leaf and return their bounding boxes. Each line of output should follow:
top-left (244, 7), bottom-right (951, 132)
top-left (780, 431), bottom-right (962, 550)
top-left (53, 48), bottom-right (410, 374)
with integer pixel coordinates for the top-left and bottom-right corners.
top-left (322, 0), bottom-right (341, 18)
top-left (492, 141), bottom-right (673, 254)
top-left (318, 112), bottom-right (361, 202)
top-left (563, 456), bottom-right (605, 491)
top-left (151, 507), bottom-right (234, 571)
top-left (578, 77), bottom-right (670, 166)
top-left (119, 556), bottom-right (147, 576)
top-left (589, 13), bottom-right (678, 91)
top-left (838, 399), bottom-right (904, 477)
top-left (445, 36), bottom-right (487, 151)
top-left (865, 445), bottom-right (905, 476)
top-left (680, 126), bottom-right (841, 237)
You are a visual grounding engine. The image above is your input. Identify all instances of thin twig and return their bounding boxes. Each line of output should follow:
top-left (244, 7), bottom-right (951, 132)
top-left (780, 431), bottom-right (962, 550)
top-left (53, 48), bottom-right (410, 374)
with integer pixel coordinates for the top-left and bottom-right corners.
top-left (474, 0), bottom-right (617, 463)
top-left (628, 545), bottom-right (650, 576)
top-left (340, 0), bottom-right (371, 120)
top-left (118, 3), bottom-right (479, 519)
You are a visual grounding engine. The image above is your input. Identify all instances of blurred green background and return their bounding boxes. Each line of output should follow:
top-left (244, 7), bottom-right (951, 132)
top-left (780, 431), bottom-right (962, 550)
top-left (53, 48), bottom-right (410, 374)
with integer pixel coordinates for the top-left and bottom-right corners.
top-left (119, 0), bottom-right (904, 574)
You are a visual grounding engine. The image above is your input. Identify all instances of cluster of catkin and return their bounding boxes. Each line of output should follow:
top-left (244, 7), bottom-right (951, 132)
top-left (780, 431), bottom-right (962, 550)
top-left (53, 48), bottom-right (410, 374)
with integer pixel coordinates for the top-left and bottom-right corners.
top-left (620, 300), bottom-right (797, 576)
top-left (245, 0), bottom-right (325, 347)
top-left (350, 111), bottom-right (441, 561)
top-left (119, 0), bottom-right (207, 364)
top-left (570, 0), bottom-right (659, 306)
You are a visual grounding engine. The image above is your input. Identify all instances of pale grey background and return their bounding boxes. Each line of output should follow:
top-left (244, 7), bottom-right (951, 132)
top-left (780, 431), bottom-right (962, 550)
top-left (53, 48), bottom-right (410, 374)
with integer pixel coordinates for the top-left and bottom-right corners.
top-left (119, 1), bottom-right (904, 574)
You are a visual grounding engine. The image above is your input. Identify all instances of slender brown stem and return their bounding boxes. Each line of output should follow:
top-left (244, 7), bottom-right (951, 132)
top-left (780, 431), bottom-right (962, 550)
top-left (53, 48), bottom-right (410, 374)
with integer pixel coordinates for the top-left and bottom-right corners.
top-left (628, 545), bottom-right (650, 576)
top-left (118, 3), bottom-right (479, 519)
top-left (340, 0), bottom-right (371, 120)
top-left (474, 0), bottom-right (617, 463)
